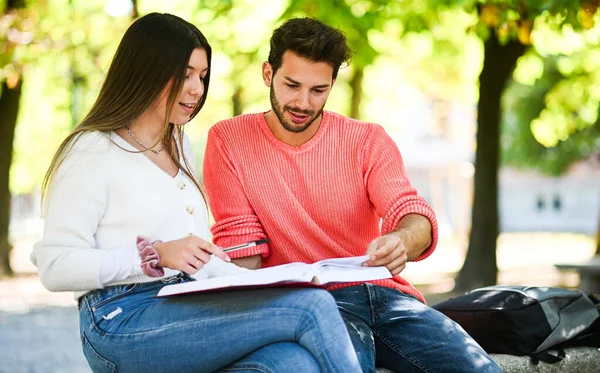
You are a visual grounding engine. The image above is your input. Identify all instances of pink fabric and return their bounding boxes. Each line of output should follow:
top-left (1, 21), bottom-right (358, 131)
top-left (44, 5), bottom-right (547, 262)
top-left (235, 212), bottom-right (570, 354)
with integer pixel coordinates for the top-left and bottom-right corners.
top-left (203, 111), bottom-right (439, 303)
top-left (136, 236), bottom-right (164, 278)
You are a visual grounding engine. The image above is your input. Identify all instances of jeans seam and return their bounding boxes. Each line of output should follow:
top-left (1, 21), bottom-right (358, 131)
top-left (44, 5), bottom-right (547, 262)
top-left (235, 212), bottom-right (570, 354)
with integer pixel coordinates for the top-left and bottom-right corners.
top-left (219, 363), bottom-right (271, 372)
top-left (376, 333), bottom-right (429, 373)
top-left (297, 309), bottom-right (339, 373)
top-left (363, 284), bottom-right (376, 325)
top-left (81, 331), bottom-right (118, 372)
top-left (82, 296), bottom-right (107, 336)
top-left (373, 285), bottom-right (387, 320)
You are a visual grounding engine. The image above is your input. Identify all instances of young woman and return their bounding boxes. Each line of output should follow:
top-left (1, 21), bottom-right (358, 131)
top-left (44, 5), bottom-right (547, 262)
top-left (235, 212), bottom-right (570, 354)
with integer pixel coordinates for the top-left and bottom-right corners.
top-left (31, 13), bottom-right (361, 373)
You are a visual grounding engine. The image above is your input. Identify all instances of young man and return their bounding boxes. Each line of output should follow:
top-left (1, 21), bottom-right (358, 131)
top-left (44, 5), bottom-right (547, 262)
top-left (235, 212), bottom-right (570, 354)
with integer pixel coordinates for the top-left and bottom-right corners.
top-left (204, 17), bottom-right (501, 373)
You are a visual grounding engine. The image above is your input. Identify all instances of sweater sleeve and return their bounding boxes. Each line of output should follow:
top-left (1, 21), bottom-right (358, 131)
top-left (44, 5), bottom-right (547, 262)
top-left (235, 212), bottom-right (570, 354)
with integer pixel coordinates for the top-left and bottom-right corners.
top-left (31, 135), bottom-right (113, 292)
top-left (362, 124), bottom-right (438, 261)
top-left (203, 128), bottom-right (269, 258)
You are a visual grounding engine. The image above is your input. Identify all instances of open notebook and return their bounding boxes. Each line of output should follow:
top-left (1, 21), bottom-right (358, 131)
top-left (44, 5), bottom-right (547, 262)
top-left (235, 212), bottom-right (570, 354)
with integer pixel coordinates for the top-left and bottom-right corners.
top-left (157, 255), bottom-right (392, 297)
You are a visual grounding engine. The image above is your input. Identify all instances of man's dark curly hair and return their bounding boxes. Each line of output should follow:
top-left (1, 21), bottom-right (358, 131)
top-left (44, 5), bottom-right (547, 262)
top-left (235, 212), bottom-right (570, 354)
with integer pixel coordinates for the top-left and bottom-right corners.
top-left (268, 17), bottom-right (352, 80)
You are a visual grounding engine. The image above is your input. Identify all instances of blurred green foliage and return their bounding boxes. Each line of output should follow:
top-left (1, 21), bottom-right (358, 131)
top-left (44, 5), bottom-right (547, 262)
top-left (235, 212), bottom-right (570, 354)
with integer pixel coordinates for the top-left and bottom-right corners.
top-left (503, 25), bottom-right (600, 176)
top-left (1, 0), bottom-right (599, 195)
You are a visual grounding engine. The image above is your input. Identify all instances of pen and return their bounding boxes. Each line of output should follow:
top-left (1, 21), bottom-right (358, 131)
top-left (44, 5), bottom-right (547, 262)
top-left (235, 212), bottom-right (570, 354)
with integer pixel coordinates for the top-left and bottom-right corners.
top-left (222, 239), bottom-right (270, 253)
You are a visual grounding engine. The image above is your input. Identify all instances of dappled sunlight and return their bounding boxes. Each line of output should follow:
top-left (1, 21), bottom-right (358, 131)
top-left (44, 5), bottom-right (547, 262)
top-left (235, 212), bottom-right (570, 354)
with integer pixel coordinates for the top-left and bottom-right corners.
top-left (403, 232), bottom-right (595, 292)
top-left (0, 275), bottom-right (76, 313)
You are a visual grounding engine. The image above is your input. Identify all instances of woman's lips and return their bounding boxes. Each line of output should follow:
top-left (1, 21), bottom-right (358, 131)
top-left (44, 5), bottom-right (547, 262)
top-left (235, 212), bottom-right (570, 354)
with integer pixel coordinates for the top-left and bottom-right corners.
top-left (180, 103), bottom-right (195, 114)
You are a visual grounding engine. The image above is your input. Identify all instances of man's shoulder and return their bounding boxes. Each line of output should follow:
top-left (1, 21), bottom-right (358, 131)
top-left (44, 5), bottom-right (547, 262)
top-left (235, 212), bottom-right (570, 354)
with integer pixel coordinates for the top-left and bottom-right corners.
top-left (210, 112), bottom-right (263, 136)
top-left (325, 111), bottom-right (384, 136)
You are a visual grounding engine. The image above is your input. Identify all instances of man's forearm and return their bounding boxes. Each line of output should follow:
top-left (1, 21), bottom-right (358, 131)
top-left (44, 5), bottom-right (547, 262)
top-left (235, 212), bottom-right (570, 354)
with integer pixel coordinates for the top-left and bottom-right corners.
top-left (388, 213), bottom-right (433, 260)
top-left (232, 254), bottom-right (262, 269)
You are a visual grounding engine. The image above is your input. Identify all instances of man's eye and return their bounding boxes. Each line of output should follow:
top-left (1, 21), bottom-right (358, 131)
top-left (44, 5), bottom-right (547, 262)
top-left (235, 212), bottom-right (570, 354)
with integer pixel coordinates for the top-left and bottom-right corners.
top-left (286, 84), bottom-right (299, 88)
top-left (314, 89), bottom-right (325, 94)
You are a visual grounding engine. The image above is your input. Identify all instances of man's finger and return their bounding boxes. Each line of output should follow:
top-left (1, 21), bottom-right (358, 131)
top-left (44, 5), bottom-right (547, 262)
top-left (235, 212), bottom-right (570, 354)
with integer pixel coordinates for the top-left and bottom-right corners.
top-left (369, 246), bottom-right (396, 267)
top-left (365, 238), bottom-right (381, 256)
top-left (367, 239), bottom-right (397, 265)
top-left (387, 255), bottom-right (408, 276)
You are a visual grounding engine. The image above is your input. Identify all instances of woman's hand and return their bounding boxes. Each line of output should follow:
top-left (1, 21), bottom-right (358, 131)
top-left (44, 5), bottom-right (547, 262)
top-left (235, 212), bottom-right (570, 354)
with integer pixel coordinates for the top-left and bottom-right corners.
top-left (153, 235), bottom-right (231, 274)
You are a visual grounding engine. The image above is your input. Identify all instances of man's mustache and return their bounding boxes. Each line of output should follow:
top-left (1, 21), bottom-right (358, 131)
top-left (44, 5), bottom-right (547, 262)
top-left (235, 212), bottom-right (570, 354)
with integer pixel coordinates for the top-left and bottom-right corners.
top-left (284, 106), bottom-right (314, 116)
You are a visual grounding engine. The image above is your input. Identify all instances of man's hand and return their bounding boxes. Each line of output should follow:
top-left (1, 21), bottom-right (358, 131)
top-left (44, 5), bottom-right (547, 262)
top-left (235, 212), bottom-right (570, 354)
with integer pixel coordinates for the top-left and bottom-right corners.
top-left (364, 214), bottom-right (433, 276)
top-left (365, 234), bottom-right (408, 276)
top-left (232, 254), bottom-right (262, 270)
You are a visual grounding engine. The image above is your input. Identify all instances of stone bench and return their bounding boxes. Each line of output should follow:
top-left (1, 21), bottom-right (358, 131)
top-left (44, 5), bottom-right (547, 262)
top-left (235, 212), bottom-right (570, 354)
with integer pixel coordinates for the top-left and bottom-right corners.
top-left (375, 346), bottom-right (600, 372)
top-left (555, 257), bottom-right (600, 294)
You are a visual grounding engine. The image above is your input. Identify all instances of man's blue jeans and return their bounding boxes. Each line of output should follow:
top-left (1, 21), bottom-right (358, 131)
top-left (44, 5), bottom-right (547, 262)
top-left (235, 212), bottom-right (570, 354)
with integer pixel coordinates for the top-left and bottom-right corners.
top-left (330, 284), bottom-right (502, 373)
top-left (78, 274), bottom-right (361, 373)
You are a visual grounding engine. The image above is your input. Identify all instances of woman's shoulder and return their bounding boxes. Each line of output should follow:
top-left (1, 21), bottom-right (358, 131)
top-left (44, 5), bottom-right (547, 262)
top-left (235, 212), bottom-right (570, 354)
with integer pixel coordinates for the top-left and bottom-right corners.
top-left (57, 131), bottom-right (114, 174)
top-left (69, 131), bottom-right (112, 153)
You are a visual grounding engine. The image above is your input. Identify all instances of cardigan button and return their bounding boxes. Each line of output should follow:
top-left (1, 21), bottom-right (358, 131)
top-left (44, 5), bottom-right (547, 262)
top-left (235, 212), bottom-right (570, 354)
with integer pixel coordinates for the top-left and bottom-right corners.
top-left (178, 182), bottom-right (186, 190)
top-left (186, 206), bottom-right (194, 215)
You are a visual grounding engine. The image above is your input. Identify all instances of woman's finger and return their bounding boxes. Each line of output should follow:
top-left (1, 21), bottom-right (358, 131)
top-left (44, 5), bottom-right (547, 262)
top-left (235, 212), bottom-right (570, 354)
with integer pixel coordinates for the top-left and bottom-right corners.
top-left (202, 241), bottom-right (231, 262)
top-left (193, 249), bottom-right (212, 265)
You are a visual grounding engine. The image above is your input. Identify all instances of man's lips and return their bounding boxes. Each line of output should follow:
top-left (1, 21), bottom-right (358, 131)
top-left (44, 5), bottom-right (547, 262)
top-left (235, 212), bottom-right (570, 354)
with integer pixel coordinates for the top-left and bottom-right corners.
top-left (288, 109), bottom-right (311, 123)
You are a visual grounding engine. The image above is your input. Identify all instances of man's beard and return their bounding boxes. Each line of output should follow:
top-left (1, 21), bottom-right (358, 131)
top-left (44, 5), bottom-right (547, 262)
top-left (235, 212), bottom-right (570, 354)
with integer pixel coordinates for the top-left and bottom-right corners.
top-left (270, 86), bottom-right (323, 133)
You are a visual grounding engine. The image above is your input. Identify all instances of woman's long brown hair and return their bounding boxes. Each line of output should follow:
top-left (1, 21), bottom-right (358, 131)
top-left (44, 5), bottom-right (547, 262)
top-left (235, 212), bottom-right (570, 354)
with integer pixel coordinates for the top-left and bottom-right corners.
top-left (42, 13), bottom-right (212, 200)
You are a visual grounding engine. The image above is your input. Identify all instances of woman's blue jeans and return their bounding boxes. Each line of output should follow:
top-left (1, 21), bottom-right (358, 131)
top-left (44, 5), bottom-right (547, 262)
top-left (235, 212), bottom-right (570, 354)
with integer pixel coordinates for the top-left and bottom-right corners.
top-left (330, 284), bottom-right (502, 373)
top-left (78, 273), bottom-right (361, 373)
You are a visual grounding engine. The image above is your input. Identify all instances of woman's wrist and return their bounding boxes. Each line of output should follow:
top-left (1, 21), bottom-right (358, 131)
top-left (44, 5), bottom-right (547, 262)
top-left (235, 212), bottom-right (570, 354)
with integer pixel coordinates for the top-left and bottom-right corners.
top-left (136, 236), bottom-right (164, 277)
top-left (152, 240), bottom-right (165, 267)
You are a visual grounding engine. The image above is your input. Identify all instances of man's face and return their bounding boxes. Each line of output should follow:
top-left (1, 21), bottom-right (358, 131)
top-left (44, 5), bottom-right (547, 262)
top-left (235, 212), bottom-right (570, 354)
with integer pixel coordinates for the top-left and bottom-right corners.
top-left (263, 51), bottom-right (335, 133)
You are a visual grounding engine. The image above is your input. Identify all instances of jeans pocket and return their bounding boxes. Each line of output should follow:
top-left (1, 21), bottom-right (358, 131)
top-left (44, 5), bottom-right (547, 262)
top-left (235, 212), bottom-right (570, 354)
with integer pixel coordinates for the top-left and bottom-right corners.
top-left (87, 283), bottom-right (140, 310)
top-left (83, 283), bottom-right (141, 336)
top-left (81, 332), bottom-right (117, 373)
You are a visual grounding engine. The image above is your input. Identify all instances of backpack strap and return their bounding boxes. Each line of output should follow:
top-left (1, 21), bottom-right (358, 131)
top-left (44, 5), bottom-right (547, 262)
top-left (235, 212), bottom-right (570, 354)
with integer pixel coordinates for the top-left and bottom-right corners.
top-left (529, 347), bottom-right (566, 364)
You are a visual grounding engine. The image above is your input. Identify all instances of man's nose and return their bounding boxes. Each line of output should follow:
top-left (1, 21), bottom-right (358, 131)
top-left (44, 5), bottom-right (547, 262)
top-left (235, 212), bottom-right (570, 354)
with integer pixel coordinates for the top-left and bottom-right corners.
top-left (295, 90), bottom-right (310, 110)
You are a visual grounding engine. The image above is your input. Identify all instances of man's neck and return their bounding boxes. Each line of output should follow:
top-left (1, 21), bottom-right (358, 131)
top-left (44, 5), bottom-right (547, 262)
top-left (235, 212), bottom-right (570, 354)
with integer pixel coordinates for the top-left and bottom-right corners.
top-left (264, 111), bottom-right (323, 147)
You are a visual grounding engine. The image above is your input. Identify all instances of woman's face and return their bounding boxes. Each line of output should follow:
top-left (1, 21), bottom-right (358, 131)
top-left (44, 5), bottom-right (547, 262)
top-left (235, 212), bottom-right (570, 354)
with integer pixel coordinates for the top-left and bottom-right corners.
top-left (153, 48), bottom-right (209, 126)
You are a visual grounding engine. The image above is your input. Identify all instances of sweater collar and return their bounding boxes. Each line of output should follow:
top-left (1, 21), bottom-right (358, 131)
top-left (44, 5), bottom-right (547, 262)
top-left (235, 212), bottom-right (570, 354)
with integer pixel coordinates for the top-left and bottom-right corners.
top-left (257, 110), bottom-right (331, 153)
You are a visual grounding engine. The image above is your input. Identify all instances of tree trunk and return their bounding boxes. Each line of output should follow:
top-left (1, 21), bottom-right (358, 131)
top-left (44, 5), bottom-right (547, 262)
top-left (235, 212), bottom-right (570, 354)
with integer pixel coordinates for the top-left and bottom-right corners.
top-left (595, 207), bottom-right (600, 255)
top-left (0, 81), bottom-right (22, 277)
top-left (454, 32), bottom-right (526, 291)
top-left (349, 67), bottom-right (363, 119)
top-left (131, 0), bottom-right (139, 18)
top-left (232, 85), bottom-right (243, 117)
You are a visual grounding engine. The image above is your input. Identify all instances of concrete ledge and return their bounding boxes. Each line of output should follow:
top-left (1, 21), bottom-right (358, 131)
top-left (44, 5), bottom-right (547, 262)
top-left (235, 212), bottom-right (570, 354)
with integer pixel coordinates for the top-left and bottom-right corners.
top-left (491, 347), bottom-right (600, 373)
top-left (375, 347), bottom-right (600, 373)
top-left (555, 257), bottom-right (600, 293)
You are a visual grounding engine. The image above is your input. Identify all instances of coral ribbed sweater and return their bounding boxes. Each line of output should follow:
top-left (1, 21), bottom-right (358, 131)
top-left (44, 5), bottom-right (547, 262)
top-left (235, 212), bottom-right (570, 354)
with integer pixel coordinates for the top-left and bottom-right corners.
top-left (203, 111), bottom-right (438, 302)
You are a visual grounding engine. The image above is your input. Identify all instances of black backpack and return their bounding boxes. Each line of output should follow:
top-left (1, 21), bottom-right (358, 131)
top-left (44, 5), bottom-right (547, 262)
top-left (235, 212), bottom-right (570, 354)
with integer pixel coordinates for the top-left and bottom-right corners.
top-left (432, 285), bottom-right (600, 363)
